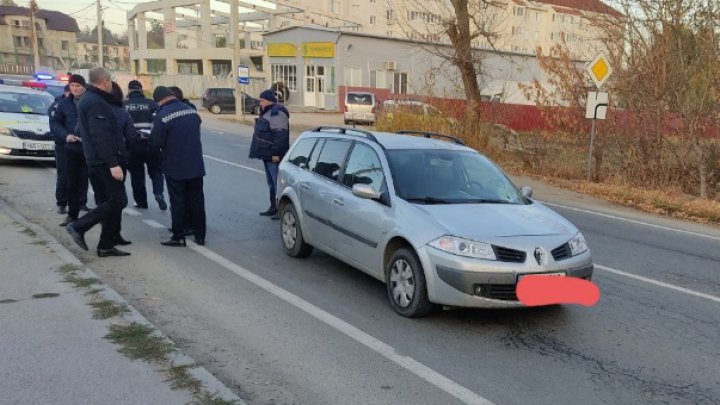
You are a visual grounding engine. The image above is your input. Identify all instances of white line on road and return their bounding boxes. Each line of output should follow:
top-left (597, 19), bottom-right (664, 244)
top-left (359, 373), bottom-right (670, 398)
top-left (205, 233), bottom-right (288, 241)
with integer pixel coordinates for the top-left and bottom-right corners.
top-left (142, 219), bottom-right (166, 229)
top-left (596, 264), bottom-right (720, 304)
top-left (541, 201), bottom-right (720, 242)
top-left (123, 208), bottom-right (141, 216)
top-left (189, 243), bottom-right (494, 405)
top-left (203, 155), bottom-right (264, 175)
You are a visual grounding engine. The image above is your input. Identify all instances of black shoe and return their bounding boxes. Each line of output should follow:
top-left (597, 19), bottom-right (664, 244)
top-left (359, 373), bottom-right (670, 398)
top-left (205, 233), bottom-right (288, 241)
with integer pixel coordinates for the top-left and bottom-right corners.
top-left (80, 204), bottom-right (91, 212)
top-left (194, 238), bottom-right (205, 246)
top-left (57, 206), bottom-right (67, 215)
top-left (155, 195), bottom-right (168, 211)
top-left (134, 203), bottom-right (148, 209)
top-left (115, 235), bottom-right (132, 246)
top-left (259, 208), bottom-right (278, 216)
top-left (97, 247), bottom-right (131, 257)
top-left (59, 216), bottom-right (75, 227)
top-left (161, 238), bottom-right (186, 247)
top-left (66, 223), bottom-right (88, 251)
top-left (167, 228), bottom-right (194, 236)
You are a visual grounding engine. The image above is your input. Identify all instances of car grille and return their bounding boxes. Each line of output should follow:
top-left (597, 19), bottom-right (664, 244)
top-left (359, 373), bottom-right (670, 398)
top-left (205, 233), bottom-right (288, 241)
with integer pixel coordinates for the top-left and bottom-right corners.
top-left (551, 243), bottom-right (572, 261)
top-left (13, 130), bottom-right (53, 141)
top-left (493, 245), bottom-right (526, 263)
top-left (477, 284), bottom-right (518, 301)
top-left (8, 149), bottom-right (54, 157)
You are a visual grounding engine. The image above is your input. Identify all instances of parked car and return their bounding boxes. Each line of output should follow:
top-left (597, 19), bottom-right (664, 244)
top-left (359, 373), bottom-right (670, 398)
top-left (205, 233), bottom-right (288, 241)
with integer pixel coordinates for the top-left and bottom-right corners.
top-left (344, 91), bottom-right (376, 125)
top-left (202, 88), bottom-right (261, 115)
top-left (0, 85), bottom-right (55, 161)
top-left (381, 99), bottom-right (457, 129)
top-left (277, 127), bottom-right (593, 317)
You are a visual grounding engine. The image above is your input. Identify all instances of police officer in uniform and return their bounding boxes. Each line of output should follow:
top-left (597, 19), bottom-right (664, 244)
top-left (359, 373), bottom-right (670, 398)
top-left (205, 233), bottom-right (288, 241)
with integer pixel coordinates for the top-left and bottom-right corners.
top-left (124, 80), bottom-right (167, 210)
top-left (48, 84), bottom-right (69, 214)
top-left (149, 86), bottom-right (206, 246)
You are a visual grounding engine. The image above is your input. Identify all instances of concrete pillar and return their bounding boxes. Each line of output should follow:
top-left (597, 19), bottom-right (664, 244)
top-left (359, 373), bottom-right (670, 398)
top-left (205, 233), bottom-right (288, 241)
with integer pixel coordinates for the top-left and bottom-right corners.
top-left (203, 59), bottom-right (213, 76)
top-left (128, 19), bottom-right (136, 51)
top-left (138, 13), bottom-right (148, 51)
top-left (139, 59), bottom-right (148, 74)
top-left (201, 0), bottom-right (212, 48)
top-left (166, 58), bottom-right (178, 75)
top-left (244, 31), bottom-right (252, 50)
top-left (164, 8), bottom-right (178, 50)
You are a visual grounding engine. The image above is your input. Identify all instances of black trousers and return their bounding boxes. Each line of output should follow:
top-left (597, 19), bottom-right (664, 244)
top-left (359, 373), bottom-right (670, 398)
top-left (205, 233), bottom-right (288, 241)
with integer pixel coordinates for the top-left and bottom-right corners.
top-left (89, 163), bottom-right (127, 241)
top-left (166, 176), bottom-right (205, 240)
top-left (66, 146), bottom-right (89, 219)
top-left (74, 165), bottom-right (128, 250)
top-left (54, 144), bottom-right (67, 207)
top-left (128, 142), bottom-right (164, 206)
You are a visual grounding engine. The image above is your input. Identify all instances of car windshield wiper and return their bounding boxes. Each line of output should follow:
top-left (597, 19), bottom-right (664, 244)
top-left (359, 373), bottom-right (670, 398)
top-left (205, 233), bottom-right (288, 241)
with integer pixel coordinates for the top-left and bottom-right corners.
top-left (461, 198), bottom-right (516, 204)
top-left (404, 196), bottom-right (454, 204)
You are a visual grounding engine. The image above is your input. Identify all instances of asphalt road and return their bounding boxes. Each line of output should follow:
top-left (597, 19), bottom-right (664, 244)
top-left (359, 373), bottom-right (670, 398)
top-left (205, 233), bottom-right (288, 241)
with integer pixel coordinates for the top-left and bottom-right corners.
top-left (1, 115), bottom-right (718, 405)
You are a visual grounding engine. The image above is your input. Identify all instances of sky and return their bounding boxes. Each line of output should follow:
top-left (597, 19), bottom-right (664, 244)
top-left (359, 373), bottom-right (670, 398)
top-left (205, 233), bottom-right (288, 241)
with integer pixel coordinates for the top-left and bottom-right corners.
top-left (36, 0), bottom-right (140, 34)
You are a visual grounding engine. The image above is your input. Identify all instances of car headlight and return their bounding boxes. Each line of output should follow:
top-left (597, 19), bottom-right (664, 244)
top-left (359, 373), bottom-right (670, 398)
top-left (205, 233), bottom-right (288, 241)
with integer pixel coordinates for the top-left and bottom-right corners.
top-left (0, 127), bottom-right (14, 137)
top-left (429, 236), bottom-right (496, 260)
top-left (569, 232), bottom-right (588, 256)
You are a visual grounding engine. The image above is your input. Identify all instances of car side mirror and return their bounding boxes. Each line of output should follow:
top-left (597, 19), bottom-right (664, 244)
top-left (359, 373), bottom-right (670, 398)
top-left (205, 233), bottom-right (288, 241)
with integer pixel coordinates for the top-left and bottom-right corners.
top-left (352, 184), bottom-right (381, 200)
top-left (520, 186), bottom-right (533, 198)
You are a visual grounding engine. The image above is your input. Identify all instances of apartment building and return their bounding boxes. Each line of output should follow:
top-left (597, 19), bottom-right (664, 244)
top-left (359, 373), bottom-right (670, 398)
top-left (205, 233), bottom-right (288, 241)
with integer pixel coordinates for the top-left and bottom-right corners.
top-left (76, 42), bottom-right (131, 71)
top-left (0, 6), bottom-right (78, 70)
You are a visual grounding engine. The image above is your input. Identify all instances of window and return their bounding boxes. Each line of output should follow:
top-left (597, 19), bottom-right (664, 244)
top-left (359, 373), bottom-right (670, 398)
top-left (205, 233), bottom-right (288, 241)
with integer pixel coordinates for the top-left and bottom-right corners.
top-left (512, 26), bottom-right (523, 36)
top-left (369, 69), bottom-right (385, 88)
top-left (344, 67), bottom-right (362, 86)
top-left (13, 36), bottom-right (29, 47)
top-left (271, 64), bottom-right (297, 91)
top-left (343, 143), bottom-right (385, 193)
top-left (327, 66), bottom-right (336, 94)
top-left (314, 139), bottom-right (352, 182)
top-left (393, 72), bottom-right (407, 94)
top-left (61, 40), bottom-right (69, 51)
top-left (214, 35), bottom-right (226, 48)
top-left (514, 6), bottom-right (524, 16)
top-left (332, 0), bottom-right (341, 14)
top-left (352, 5), bottom-right (359, 16)
top-left (288, 138), bottom-right (318, 169)
top-left (370, 16), bottom-right (375, 25)
top-left (386, 9), bottom-right (394, 24)
top-left (250, 56), bottom-right (264, 72)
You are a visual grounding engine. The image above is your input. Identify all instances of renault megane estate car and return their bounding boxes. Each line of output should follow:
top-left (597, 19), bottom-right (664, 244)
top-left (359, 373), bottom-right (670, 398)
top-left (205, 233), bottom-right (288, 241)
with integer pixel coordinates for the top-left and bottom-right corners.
top-left (276, 127), bottom-right (593, 317)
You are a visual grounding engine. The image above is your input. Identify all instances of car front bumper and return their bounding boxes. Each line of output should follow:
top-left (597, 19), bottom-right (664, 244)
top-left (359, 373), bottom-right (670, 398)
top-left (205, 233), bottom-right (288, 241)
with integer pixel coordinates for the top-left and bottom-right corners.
top-left (417, 245), bottom-right (594, 308)
top-left (0, 136), bottom-right (55, 161)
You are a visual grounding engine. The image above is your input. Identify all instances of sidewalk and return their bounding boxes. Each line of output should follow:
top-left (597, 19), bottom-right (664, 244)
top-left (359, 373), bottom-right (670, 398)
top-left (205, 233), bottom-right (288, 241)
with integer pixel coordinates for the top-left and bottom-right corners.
top-left (0, 201), bottom-right (242, 405)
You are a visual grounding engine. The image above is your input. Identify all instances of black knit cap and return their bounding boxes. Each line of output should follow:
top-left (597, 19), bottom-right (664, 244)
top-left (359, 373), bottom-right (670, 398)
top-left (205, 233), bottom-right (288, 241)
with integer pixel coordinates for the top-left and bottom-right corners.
top-left (152, 86), bottom-right (175, 103)
top-left (68, 74), bottom-right (86, 87)
top-left (128, 80), bottom-right (143, 90)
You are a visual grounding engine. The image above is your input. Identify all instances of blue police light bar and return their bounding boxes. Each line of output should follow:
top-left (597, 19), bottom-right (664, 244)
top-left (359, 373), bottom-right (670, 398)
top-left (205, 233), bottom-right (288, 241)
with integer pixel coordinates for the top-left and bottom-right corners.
top-left (35, 73), bottom-right (54, 81)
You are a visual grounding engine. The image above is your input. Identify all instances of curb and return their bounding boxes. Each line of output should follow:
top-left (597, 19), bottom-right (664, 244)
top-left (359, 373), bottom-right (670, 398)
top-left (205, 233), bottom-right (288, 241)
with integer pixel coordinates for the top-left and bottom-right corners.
top-left (0, 199), bottom-right (245, 405)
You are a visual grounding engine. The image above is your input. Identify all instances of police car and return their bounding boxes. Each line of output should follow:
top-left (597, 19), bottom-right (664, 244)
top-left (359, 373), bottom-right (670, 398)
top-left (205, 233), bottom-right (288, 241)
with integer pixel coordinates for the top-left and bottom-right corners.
top-left (0, 84), bottom-right (55, 161)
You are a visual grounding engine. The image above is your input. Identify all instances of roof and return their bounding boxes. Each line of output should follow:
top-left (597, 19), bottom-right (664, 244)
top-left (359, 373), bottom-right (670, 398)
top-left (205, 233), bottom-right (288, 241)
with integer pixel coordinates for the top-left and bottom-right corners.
top-left (532, 0), bottom-right (622, 18)
top-left (0, 6), bottom-right (79, 32)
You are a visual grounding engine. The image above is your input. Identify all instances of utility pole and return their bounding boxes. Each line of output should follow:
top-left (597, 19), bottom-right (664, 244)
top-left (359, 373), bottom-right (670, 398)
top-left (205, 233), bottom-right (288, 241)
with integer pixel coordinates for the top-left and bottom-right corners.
top-left (97, 0), bottom-right (104, 68)
top-left (231, 0), bottom-right (243, 121)
top-left (29, 0), bottom-right (41, 73)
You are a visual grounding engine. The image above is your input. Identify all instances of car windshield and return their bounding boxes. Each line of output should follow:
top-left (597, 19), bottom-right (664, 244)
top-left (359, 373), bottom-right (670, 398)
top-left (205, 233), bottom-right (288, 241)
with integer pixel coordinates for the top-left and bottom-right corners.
top-left (0, 91), bottom-right (54, 115)
top-left (45, 85), bottom-right (65, 98)
top-left (387, 149), bottom-right (527, 205)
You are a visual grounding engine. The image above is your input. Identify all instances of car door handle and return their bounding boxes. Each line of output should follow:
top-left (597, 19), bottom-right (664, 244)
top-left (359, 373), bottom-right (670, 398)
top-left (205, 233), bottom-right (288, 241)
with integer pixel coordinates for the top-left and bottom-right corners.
top-left (300, 183), bottom-right (310, 190)
top-left (332, 198), bottom-right (344, 206)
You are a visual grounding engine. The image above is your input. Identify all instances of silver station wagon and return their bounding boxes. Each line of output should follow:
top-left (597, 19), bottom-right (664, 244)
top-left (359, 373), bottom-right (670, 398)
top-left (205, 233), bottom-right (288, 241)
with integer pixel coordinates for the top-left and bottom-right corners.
top-left (277, 127), bottom-right (593, 317)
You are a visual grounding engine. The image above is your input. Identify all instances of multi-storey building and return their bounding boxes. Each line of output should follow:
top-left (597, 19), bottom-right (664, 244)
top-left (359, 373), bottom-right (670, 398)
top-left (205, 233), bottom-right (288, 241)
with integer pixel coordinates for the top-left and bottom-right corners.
top-left (0, 6), bottom-right (78, 72)
top-left (76, 41), bottom-right (131, 71)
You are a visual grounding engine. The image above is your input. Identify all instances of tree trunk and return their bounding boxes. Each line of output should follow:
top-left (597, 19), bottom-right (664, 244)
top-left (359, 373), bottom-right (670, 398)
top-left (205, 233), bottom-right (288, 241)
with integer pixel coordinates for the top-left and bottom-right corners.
top-left (447, 0), bottom-right (482, 104)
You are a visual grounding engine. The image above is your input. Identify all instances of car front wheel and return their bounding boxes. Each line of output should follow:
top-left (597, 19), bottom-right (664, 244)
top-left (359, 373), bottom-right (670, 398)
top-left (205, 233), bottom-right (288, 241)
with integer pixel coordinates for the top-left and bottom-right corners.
top-left (209, 104), bottom-right (222, 114)
top-left (280, 203), bottom-right (313, 258)
top-left (386, 248), bottom-right (436, 317)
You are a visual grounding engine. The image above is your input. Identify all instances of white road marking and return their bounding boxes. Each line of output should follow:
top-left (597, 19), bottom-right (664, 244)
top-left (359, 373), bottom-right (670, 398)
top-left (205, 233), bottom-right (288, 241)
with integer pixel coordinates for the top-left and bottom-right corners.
top-left (189, 243), bottom-right (494, 405)
top-left (596, 264), bottom-right (720, 304)
top-left (142, 219), bottom-right (166, 229)
top-left (123, 208), bottom-right (141, 216)
top-left (541, 201), bottom-right (720, 242)
top-left (203, 155), bottom-right (264, 175)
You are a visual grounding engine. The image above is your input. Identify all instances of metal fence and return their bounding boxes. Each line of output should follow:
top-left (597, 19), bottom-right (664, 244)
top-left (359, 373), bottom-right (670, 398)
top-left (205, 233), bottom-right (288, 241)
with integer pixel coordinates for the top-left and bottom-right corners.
top-left (0, 64), bottom-right (34, 76)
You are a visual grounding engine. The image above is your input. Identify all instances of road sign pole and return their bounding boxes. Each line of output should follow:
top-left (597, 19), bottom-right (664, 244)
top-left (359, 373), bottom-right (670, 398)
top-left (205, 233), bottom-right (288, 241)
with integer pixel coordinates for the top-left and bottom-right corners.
top-left (241, 83), bottom-right (246, 121)
top-left (587, 118), bottom-right (597, 182)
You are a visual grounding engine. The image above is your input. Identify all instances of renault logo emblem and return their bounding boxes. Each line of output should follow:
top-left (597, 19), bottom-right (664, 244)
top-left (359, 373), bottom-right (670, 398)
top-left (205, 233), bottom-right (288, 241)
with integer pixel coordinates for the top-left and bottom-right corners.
top-left (534, 247), bottom-right (546, 265)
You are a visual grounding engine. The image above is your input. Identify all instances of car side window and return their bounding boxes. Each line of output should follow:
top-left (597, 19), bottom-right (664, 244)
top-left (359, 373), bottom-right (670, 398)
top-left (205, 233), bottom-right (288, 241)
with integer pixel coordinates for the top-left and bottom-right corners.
top-left (313, 139), bottom-right (352, 182)
top-left (343, 143), bottom-right (385, 193)
top-left (287, 138), bottom-right (317, 169)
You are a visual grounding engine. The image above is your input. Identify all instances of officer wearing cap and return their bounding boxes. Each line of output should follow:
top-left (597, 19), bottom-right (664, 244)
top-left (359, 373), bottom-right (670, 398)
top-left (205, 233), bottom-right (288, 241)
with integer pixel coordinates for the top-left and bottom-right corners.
top-left (48, 84), bottom-right (69, 214)
top-left (52, 74), bottom-right (91, 226)
top-left (149, 86), bottom-right (206, 247)
top-left (124, 79), bottom-right (166, 211)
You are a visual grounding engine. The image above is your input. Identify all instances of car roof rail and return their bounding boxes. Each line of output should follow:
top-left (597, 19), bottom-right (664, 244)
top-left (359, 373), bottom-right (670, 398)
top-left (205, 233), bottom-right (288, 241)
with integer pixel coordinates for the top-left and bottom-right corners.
top-left (311, 126), bottom-right (382, 145)
top-left (395, 130), bottom-right (466, 146)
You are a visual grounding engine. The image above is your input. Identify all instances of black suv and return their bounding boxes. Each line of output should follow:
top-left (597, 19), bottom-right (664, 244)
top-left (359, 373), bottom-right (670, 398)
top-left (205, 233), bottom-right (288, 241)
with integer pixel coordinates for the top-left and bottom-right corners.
top-left (202, 88), bottom-right (261, 115)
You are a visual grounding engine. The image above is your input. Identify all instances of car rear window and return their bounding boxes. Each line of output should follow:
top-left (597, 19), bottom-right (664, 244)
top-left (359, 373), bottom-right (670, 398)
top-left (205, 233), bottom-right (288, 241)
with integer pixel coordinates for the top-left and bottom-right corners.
top-left (346, 93), bottom-right (373, 105)
top-left (313, 139), bottom-right (352, 182)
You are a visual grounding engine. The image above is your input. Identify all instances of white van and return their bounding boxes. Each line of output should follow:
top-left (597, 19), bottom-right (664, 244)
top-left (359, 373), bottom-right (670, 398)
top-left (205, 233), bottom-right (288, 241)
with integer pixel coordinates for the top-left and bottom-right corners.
top-left (344, 92), bottom-right (376, 125)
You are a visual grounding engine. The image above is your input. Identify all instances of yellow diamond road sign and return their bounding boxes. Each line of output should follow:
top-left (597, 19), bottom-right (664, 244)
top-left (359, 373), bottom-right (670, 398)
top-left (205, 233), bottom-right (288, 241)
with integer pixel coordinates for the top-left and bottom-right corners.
top-left (586, 51), bottom-right (613, 89)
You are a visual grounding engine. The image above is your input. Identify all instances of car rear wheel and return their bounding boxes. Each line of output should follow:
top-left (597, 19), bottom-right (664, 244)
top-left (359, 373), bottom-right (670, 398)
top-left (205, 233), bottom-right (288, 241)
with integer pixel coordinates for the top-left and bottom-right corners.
top-left (281, 203), bottom-right (313, 258)
top-left (209, 104), bottom-right (222, 114)
top-left (386, 248), bottom-right (436, 317)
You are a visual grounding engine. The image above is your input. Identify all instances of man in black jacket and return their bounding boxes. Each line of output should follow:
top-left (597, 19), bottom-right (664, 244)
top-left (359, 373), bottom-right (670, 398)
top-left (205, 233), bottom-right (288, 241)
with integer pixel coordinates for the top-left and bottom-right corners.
top-left (124, 80), bottom-right (166, 210)
top-left (66, 68), bottom-right (130, 258)
top-left (48, 84), bottom-right (69, 214)
top-left (150, 86), bottom-right (206, 246)
top-left (51, 75), bottom-right (91, 226)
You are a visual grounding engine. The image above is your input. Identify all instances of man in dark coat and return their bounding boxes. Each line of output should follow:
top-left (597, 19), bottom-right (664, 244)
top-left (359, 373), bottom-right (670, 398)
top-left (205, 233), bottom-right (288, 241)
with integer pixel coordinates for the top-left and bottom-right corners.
top-left (51, 74), bottom-right (91, 226)
top-left (150, 86), bottom-right (206, 246)
top-left (124, 80), bottom-right (166, 210)
top-left (66, 68), bottom-right (129, 257)
top-left (48, 84), bottom-right (70, 214)
top-left (248, 89), bottom-right (290, 220)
